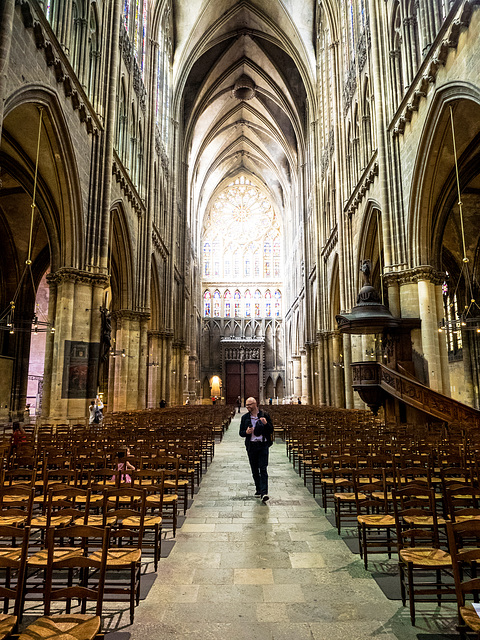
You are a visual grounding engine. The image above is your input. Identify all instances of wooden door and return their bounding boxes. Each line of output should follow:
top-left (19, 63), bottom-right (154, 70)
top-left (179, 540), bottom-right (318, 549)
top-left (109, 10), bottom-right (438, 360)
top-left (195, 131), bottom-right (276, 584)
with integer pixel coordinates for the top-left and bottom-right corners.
top-left (244, 361), bottom-right (259, 401)
top-left (226, 362), bottom-right (241, 405)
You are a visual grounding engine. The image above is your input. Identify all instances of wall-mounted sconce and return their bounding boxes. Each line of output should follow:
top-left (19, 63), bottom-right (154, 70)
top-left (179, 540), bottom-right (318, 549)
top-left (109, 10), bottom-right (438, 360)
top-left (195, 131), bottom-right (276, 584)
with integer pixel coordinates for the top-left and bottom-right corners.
top-left (332, 354), bottom-right (344, 369)
top-left (110, 348), bottom-right (127, 358)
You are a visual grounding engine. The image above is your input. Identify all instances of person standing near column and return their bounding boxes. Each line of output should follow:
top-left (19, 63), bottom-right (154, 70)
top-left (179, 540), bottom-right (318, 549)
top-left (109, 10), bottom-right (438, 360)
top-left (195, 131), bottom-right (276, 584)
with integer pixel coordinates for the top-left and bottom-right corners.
top-left (239, 397), bottom-right (274, 502)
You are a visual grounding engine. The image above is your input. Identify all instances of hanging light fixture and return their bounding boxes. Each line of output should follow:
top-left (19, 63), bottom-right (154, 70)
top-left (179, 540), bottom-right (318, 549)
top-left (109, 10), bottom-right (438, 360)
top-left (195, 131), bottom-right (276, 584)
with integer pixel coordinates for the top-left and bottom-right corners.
top-left (0, 107), bottom-right (54, 335)
top-left (438, 105), bottom-right (480, 334)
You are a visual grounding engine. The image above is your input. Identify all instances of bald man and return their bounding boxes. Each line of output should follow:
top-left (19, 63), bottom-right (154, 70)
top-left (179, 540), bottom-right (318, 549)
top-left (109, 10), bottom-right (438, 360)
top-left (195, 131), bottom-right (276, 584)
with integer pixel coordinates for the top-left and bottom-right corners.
top-left (239, 397), bottom-right (274, 502)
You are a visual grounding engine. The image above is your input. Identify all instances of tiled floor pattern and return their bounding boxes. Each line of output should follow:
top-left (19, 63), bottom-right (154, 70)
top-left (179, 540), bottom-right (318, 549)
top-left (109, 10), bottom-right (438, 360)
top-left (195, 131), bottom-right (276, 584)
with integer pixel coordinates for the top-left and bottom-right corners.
top-left (105, 411), bottom-right (459, 639)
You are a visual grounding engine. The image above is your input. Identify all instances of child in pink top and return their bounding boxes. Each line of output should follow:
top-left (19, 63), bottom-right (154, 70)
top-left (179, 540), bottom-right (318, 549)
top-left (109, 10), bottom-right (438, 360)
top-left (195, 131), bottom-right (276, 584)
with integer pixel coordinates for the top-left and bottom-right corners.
top-left (114, 450), bottom-right (135, 483)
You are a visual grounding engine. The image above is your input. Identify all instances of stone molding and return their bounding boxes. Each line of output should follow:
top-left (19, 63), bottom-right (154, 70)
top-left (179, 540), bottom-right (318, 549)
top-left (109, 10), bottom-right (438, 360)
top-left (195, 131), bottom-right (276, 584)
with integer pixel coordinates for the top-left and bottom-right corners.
top-left (390, 0), bottom-right (480, 136)
top-left (321, 224), bottom-right (338, 260)
top-left (19, 1), bottom-right (100, 136)
top-left (111, 309), bottom-right (151, 322)
top-left (147, 329), bottom-right (174, 338)
top-left (47, 268), bottom-right (109, 287)
top-left (383, 266), bottom-right (445, 286)
top-left (224, 346), bottom-right (260, 361)
top-left (344, 154), bottom-right (379, 217)
top-left (112, 154), bottom-right (145, 216)
top-left (147, 329), bottom-right (173, 338)
top-left (152, 229), bottom-right (169, 259)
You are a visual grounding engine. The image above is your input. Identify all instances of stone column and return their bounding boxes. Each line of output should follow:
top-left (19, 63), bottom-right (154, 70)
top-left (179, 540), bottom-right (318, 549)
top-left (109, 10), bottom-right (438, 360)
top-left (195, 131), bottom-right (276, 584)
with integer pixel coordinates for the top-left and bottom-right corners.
top-left (112, 312), bottom-right (130, 412)
top-left (322, 335), bottom-right (331, 406)
top-left (164, 333), bottom-right (173, 405)
top-left (109, 310), bottom-right (149, 411)
top-left (300, 349), bottom-right (308, 403)
top-left (0, 0), bottom-right (15, 142)
top-left (310, 342), bottom-right (319, 405)
top-left (343, 333), bottom-right (354, 409)
top-left (292, 356), bottom-right (302, 400)
top-left (43, 269), bottom-right (108, 421)
top-left (318, 337), bottom-right (326, 405)
top-left (137, 314), bottom-right (150, 408)
top-left (326, 334), bottom-right (334, 406)
top-left (332, 332), bottom-right (344, 408)
top-left (188, 355), bottom-right (197, 402)
top-left (435, 282), bottom-right (450, 397)
top-left (350, 334), bottom-right (365, 409)
top-left (417, 272), bottom-right (444, 392)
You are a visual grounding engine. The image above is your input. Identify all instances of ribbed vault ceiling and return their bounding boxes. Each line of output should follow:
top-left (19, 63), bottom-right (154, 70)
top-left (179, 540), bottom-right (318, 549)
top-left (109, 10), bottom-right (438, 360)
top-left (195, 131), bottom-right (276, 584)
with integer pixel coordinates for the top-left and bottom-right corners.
top-left (173, 0), bottom-right (315, 242)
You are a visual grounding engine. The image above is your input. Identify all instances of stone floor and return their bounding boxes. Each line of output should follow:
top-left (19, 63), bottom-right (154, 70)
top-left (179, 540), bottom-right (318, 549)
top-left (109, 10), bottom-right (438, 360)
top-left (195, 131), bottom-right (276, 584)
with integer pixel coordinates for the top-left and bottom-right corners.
top-left (102, 411), bottom-right (460, 640)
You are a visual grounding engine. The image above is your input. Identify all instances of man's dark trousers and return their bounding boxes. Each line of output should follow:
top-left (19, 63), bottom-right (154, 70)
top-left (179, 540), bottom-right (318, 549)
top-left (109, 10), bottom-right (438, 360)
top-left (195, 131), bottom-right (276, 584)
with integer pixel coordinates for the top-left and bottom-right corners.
top-left (248, 442), bottom-right (269, 495)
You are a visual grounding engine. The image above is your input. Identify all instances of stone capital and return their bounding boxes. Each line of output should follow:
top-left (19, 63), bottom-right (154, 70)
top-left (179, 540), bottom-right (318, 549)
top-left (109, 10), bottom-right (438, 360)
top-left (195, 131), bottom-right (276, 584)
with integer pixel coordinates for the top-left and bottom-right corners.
top-left (383, 266), bottom-right (445, 287)
top-left (47, 268), bottom-right (109, 288)
top-left (112, 309), bottom-right (151, 322)
top-left (148, 329), bottom-right (174, 338)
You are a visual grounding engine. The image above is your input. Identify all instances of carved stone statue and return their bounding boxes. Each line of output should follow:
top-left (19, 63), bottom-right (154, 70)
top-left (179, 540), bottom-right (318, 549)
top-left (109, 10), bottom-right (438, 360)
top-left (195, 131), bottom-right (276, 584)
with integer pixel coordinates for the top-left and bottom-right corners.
top-left (100, 307), bottom-right (112, 362)
top-left (360, 259), bottom-right (372, 286)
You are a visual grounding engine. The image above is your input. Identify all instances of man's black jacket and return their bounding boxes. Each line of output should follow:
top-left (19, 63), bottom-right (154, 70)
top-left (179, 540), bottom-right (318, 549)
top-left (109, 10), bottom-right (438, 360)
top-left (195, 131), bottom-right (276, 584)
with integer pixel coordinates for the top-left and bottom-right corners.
top-left (239, 410), bottom-right (274, 450)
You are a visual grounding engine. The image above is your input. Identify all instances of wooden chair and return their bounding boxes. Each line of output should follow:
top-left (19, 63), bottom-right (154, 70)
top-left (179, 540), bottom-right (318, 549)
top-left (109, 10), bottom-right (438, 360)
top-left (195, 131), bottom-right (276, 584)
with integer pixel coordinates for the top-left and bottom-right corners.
top-left (0, 487), bottom-right (33, 528)
top-left (0, 525), bottom-right (30, 637)
top-left (447, 518), bottom-right (480, 639)
top-left (392, 485), bottom-right (454, 625)
top-left (445, 485), bottom-right (480, 523)
top-left (151, 456), bottom-right (179, 536)
top-left (4, 469), bottom-right (36, 489)
top-left (90, 487), bottom-right (146, 623)
top-left (31, 487), bottom-right (91, 532)
top-left (354, 469), bottom-right (395, 569)
top-left (19, 525), bottom-right (109, 640)
top-left (333, 463), bottom-right (361, 535)
top-left (130, 470), bottom-right (164, 570)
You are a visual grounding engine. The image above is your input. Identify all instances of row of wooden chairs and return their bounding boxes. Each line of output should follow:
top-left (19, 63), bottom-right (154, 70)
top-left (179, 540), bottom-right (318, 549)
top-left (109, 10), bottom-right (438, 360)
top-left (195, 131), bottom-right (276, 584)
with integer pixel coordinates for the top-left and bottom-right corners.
top-left (0, 523), bottom-right (110, 640)
top-left (273, 405), bottom-right (480, 631)
top-left (0, 485), bottom-right (150, 628)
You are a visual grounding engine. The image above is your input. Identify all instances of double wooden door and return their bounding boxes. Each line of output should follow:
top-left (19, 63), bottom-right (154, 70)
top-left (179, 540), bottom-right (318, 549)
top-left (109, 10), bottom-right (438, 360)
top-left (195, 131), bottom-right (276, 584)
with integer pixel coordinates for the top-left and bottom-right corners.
top-left (226, 361), bottom-right (259, 404)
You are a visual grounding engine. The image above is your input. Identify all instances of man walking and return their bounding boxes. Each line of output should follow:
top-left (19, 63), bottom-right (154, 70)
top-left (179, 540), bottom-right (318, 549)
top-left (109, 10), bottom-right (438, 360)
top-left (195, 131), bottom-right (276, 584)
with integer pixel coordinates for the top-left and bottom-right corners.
top-left (239, 397), bottom-right (274, 502)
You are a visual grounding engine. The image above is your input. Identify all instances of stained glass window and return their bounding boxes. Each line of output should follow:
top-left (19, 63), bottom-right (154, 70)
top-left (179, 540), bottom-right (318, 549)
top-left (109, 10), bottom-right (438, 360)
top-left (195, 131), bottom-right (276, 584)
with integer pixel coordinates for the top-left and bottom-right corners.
top-left (264, 242), bottom-right (272, 277)
top-left (274, 290), bottom-right (282, 317)
top-left (359, 0), bottom-right (366, 28)
top-left (224, 290), bottom-right (231, 317)
top-left (265, 290), bottom-right (272, 317)
top-left (123, 0), bottom-right (130, 31)
top-left (349, 1), bottom-right (355, 57)
top-left (234, 289), bottom-right (241, 317)
top-left (245, 290), bottom-right (251, 318)
top-left (204, 291), bottom-right (211, 317)
top-left (200, 176), bottom-right (283, 319)
top-left (254, 250), bottom-right (260, 277)
top-left (234, 252), bottom-right (240, 278)
top-left (202, 176), bottom-right (281, 282)
top-left (213, 290), bottom-right (221, 317)
top-left (203, 243), bottom-right (211, 277)
top-left (245, 258), bottom-right (250, 277)
top-left (141, 0), bottom-right (147, 74)
top-left (255, 290), bottom-right (261, 317)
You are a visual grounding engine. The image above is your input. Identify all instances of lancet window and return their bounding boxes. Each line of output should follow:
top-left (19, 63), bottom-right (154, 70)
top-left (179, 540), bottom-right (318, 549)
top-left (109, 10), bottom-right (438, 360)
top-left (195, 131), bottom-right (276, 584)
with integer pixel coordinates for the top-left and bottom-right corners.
top-left (201, 176), bottom-right (283, 319)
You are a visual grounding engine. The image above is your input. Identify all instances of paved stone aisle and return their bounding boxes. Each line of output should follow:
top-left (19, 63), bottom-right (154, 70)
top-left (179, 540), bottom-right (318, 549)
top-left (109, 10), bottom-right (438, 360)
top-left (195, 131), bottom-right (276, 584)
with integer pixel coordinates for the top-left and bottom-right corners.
top-left (116, 412), bottom-right (457, 640)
